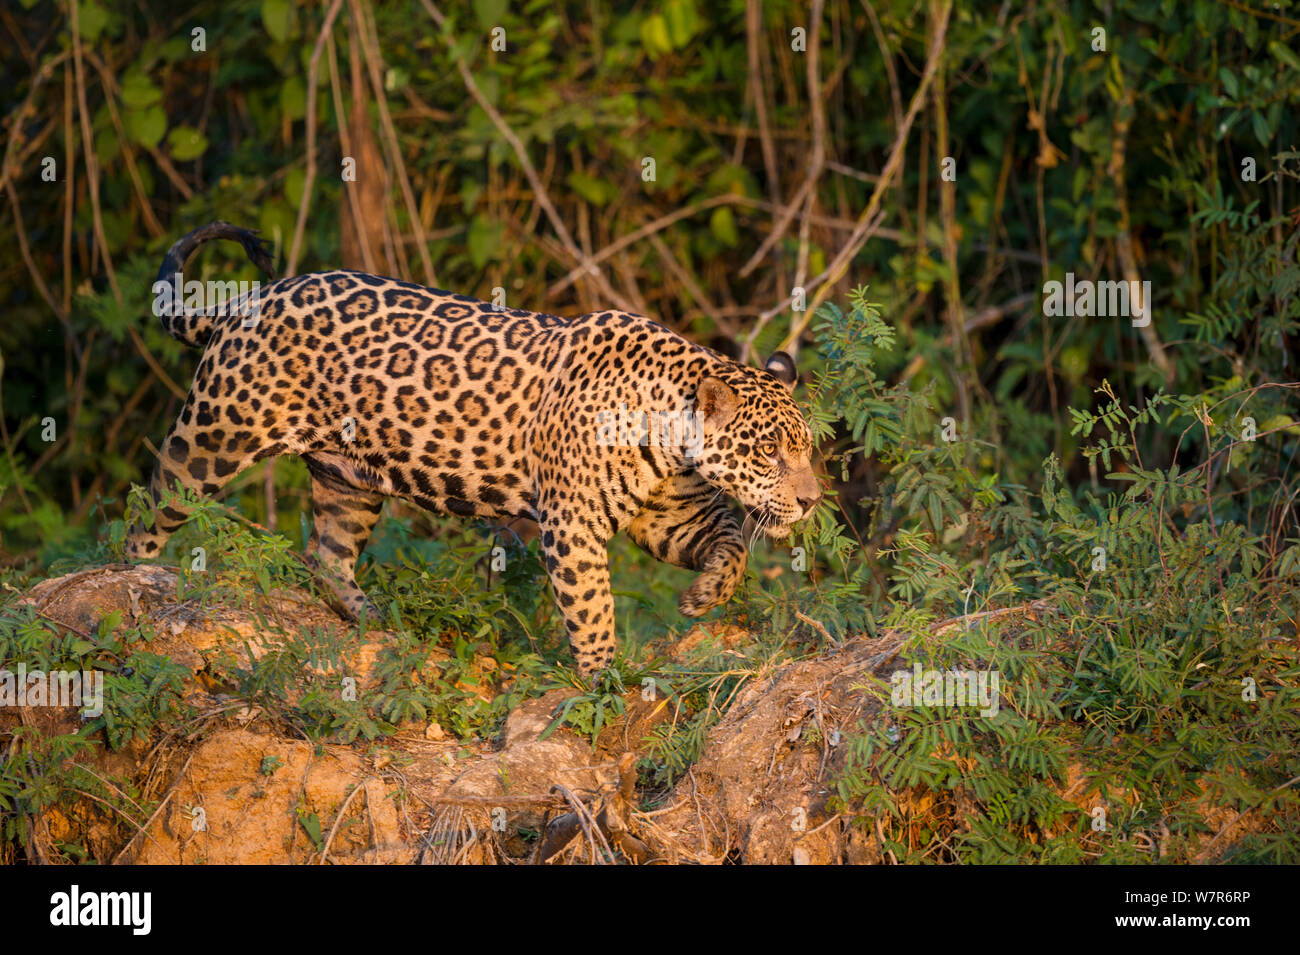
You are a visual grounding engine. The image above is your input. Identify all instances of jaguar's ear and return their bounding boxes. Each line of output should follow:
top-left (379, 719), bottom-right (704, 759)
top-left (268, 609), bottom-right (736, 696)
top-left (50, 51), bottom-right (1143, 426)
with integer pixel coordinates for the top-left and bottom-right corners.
top-left (696, 377), bottom-right (739, 429)
top-left (764, 351), bottom-right (798, 391)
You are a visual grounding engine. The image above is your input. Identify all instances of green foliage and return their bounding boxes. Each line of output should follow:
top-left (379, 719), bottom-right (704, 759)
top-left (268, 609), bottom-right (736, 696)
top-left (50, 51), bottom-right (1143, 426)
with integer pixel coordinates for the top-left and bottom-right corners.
top-left (540, 666), bottom-right (634, 744)
top-left (0, 601), bottom-right (192, 861)
top-left (832, 465), bottom-right (1300, 862)
top-left (2, 0), bottom-right (1296, 551)
top-left (1, 0), bottom-right (1298, 865)
top-left (811, 313), bottom-right (1300, 864)
top-left (295, 805), bottom-right (324, 852)
top-left (806, 287), bottom-right (904, 463)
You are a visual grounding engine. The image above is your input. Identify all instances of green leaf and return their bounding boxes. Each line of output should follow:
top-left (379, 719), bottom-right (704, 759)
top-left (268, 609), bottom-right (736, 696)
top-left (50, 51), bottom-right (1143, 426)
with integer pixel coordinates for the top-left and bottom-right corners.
top-left (467, 215), bottom-right (501, 268)
top-left (710, 206), bottom-right (739, 247)
top-left (119, 72), bottom-right (162, 109)
top-left (1251, 110), bottom-right (1270, 146)
top-left (261, 0), bottom-right (292, 42)
top-left (159, 36), bottom-right (192, 63)
top-left (297, 809), bottom-right (323, 847)
top-left (279, 75), bottom-right (306, 120)
top-left (474, 0), bottom-right (507, 28)
top-left (1218, 67), bottom-right (1237, 99)
top-left (124, 106), bottom-right (167, 148)
top-left (566, 171), bottom-right (614, 207)
top-left (75, 0), bottom-right (110, 42)
top-left (1268, 40), bottom-right (1300, 72)
top-left (663, 0), bottom-right (700, 47)
top-left (640, 14), bottom-right (673, 57)
top-left (99, 609), bottom-right (123, 637)
top-left (167, 125), bottom-right (208, 162)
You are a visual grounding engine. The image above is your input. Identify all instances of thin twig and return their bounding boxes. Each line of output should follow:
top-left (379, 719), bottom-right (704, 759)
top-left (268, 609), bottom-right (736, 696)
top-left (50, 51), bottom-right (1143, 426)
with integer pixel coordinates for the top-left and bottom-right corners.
top-left (422, 0), bottom-right (634, 312)
top-left (319, 777), bottom-right (370, 864)
top-left (738, 0), bottom-right (826, 281)
top-left (286, 0), bottom-right (346, 276)
top-left (794, 610), bottom-right (839, 646)
top-left (352, 0), bottom-right (436, 285)
top-left (759, 0), bottom-right (954, 359)
top-left (111, 750), bottom-right (196, 864)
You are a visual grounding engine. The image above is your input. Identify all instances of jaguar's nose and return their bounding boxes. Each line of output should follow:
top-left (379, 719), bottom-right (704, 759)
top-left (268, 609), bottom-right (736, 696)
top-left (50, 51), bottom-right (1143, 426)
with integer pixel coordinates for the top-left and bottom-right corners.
top-left (797, 491), bottom-right (823, 514)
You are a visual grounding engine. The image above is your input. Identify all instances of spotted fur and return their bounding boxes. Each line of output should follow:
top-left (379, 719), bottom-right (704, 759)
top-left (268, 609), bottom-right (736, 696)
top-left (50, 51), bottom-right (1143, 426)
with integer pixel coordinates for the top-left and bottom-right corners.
top-left (129, 221), bottom-right (822, 676)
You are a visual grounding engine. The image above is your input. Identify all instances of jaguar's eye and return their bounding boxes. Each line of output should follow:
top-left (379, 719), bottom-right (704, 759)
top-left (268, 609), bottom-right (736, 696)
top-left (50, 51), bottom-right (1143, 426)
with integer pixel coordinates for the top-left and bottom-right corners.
top-left (758, 442), bottom-right (777, 458)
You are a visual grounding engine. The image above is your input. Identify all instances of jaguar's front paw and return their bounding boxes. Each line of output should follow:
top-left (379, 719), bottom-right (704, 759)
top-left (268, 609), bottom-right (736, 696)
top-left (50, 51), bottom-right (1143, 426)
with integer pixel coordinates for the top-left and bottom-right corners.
top-left (573, 643), bottom-right (616, 685)
top-left (678, 572), bottom-right (733, 617)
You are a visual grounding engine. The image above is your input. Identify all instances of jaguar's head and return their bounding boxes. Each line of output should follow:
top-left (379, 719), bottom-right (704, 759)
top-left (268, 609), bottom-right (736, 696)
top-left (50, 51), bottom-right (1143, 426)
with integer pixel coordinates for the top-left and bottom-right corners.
top-left (690, 352), bottom-right (822, 539)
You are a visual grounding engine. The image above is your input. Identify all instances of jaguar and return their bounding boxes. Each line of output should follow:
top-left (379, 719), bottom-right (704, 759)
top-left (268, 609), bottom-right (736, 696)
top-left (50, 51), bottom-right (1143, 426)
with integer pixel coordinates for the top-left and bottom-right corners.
top-left (128, 221), bottom-right (822, 676)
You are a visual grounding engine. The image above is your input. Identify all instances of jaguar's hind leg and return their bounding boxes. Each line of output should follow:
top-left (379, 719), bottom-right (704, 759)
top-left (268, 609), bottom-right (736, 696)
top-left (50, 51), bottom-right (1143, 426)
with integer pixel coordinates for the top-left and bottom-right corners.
top-left (303, 460), bottom-right (385, 621)
top-left (628, 473), bottom-right (747, 617)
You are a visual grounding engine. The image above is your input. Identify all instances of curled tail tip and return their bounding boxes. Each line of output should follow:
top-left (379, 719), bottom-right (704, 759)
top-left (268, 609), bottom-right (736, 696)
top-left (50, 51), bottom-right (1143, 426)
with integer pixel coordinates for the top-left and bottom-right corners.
top-left (237, 229), bottom-right (276, 279)
top-left (158, 220), bottom-right (277, 282)
top-left (155, 220), bottom-right (278, 347)
top-left (199, 220), bottom-right (276, 278)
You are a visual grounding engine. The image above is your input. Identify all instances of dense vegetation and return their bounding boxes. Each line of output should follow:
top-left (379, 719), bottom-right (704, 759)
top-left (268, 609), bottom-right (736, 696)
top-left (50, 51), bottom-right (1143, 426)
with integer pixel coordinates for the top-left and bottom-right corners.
top-left (1, 0), bottom-right (1297, 862)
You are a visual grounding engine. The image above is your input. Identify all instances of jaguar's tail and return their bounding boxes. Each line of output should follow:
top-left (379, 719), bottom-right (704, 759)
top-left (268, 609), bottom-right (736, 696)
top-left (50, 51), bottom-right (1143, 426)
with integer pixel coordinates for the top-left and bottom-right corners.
top-left (153, 221), bottom-right (276, 347)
